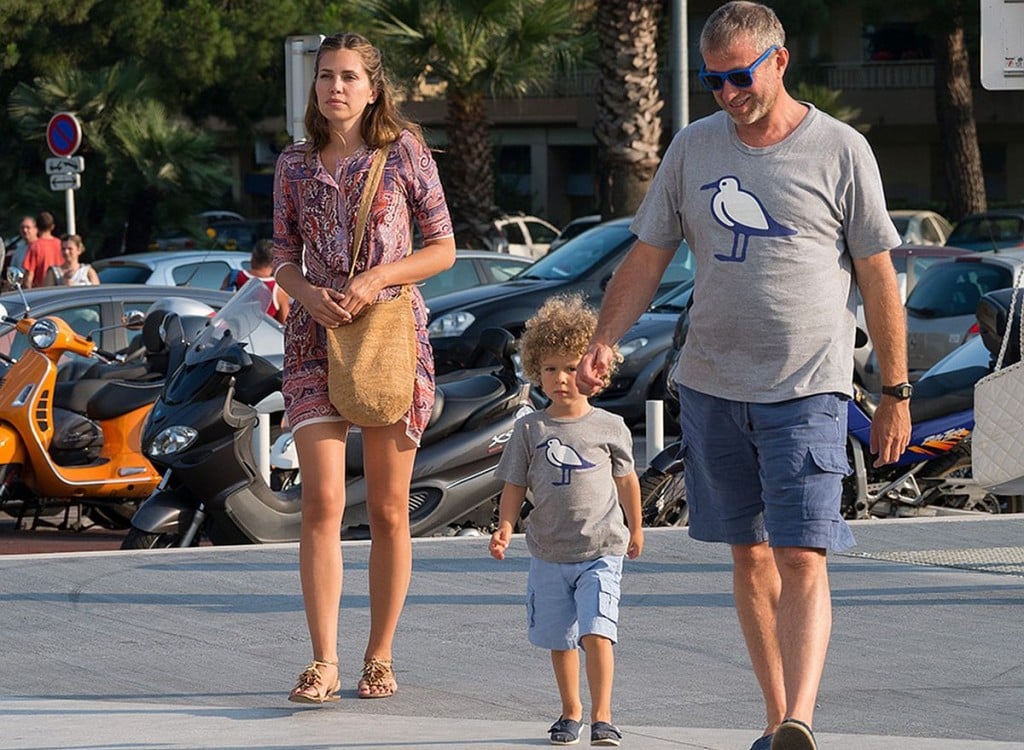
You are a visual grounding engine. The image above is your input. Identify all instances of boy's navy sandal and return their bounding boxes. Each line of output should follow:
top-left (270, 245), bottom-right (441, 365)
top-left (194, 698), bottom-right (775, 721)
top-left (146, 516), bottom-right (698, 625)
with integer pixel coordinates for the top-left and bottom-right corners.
top-left (750, 733), bottom-right (774, 750)
top-left (548, 717), bottom-right (583, 745)
top-left (590, 721), bottom-right (623, 746)
top-left (771, 718), bottom-right (817, 750)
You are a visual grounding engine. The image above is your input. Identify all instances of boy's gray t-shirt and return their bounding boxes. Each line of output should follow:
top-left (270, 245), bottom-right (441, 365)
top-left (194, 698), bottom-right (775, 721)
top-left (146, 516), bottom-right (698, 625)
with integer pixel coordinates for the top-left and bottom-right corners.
top-left (495, 408), bottom-right (633, 564)
top-left (632, 105), bottom-right (902, 403)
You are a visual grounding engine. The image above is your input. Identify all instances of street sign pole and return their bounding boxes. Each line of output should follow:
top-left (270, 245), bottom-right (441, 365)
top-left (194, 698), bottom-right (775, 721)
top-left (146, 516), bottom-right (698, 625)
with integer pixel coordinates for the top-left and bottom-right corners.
top-left (45, 112), bottom-right (84, 234)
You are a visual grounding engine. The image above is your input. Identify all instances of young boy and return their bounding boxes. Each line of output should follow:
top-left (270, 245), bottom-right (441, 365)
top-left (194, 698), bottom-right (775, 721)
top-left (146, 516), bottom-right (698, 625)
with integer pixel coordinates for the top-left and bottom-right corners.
top-left (489, 293), bottom-right (644, 747)
top-left (222, 239), bottom-right (290, 323)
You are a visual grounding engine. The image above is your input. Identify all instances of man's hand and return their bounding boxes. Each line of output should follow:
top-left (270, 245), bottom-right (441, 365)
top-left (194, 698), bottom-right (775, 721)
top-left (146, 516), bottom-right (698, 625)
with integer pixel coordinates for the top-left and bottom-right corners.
top-left (576, 343), bottom-right (615, 396)
top-left (870, 399), bottom-right (912, 467)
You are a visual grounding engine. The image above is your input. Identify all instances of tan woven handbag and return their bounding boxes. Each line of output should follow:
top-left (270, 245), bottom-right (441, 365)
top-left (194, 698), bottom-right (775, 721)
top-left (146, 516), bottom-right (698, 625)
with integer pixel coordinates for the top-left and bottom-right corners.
top-left (325, 144), bottom-right (417, 427)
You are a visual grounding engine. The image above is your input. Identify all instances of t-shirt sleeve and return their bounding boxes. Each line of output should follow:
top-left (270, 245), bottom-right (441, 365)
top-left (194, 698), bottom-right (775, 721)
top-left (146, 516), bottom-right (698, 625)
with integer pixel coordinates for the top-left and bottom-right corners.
top-left (609, 417), bottom-right (635, 477)
top-left (841, 132), bottom-right (902, 259)
top-left (631, 130), bottom-right (687, 251)
top-left (495, 417), bottom-right (530, 485)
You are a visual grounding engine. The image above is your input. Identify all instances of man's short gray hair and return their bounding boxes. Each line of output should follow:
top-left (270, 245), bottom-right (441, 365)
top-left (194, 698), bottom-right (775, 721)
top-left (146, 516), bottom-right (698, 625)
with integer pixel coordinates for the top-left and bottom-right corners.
top-left (700, 1), bottom-right (785, 56)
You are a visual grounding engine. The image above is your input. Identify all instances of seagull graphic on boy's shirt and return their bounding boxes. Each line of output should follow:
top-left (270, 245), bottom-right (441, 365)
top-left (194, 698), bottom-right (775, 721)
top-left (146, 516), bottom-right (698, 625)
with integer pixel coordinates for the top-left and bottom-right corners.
top-left (537, 438), bottom-right (595, 486)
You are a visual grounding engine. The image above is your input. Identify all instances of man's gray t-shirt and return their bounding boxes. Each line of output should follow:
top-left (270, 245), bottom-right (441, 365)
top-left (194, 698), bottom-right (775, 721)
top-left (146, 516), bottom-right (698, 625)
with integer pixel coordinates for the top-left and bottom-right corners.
top-left (495, 408), bottom-right (633, 564)
top-left (632, 105), bottom-right (902, 403)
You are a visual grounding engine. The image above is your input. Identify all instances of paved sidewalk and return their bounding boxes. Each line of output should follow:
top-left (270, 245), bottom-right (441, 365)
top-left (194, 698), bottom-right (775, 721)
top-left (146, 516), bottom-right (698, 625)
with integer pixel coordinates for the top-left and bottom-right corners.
top-left (1, 516), bottom-right (1022, 750)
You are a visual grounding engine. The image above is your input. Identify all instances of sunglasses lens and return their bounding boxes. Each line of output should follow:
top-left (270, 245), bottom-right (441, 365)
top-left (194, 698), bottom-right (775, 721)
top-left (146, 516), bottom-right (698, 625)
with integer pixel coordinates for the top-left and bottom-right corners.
top-left (728, 72), bottom-right (754, 87)
top-left (701, 74), bottom-right (725, 91)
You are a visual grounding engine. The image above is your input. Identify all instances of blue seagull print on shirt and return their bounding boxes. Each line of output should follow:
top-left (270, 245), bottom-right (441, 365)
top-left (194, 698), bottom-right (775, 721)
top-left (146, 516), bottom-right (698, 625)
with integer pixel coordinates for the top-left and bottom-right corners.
top-left (700, 175), bottom-right (797, 262)
top-left (537, 438), bottom-right (596, 486)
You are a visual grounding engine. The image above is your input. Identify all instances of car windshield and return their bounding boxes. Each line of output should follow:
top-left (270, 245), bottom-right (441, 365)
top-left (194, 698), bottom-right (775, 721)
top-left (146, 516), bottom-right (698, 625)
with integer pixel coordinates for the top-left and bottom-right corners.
top-left (891, 217), bottom-right (909, 234)
top-left (905, 261), bottom-right (1014, 318)
top-left (518, 223), bottom-right (635, 281)
top-left (96, 264), bottom-right (152, 284)
top-left (948, 217), bottom-right (1023, 246)
top-left (649, 280), bottom-right (694, 313)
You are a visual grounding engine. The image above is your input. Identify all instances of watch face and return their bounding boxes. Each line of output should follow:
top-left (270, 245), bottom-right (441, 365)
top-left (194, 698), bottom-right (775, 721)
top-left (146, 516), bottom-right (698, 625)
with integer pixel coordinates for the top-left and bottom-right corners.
top-left (884, 384), bottom-right (913, 399)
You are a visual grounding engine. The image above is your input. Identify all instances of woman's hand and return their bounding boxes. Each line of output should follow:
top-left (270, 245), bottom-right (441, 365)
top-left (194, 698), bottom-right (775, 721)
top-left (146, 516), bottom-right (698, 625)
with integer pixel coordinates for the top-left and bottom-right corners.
top-left (338, 269), bottom-right (386, 319)
top-left (298, 285), bottom-right (350, 329)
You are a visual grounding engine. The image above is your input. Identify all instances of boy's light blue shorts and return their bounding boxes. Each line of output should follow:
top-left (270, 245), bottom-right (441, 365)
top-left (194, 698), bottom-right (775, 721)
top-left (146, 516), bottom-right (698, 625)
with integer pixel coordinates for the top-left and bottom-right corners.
top-left (526, 555), bottom-right (622, 651)
top-left (677, 384), bottom-right (856, 552)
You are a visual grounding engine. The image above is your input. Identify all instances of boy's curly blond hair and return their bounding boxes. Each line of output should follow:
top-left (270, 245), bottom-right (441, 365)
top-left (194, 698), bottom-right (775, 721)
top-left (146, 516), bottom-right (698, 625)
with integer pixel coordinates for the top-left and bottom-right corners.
top-left (518, 293), bottom-right (621, 387)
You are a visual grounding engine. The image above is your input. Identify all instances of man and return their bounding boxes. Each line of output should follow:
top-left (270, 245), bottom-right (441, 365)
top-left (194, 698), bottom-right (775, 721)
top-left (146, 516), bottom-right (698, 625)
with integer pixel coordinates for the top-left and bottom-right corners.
top-left (4, 215), bottom-right (38, 282)
top-left (23, 212), bottom-right (63, 288)
top-left (577, 4), bottom-right (910, 750)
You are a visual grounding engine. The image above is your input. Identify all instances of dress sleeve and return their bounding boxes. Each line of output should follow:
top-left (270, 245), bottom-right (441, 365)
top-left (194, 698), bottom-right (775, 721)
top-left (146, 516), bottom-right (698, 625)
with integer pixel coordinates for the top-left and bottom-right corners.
top-left (401, 134), bottom-right (453, 243)
top-left (272, 149), bottom-right (305, 275)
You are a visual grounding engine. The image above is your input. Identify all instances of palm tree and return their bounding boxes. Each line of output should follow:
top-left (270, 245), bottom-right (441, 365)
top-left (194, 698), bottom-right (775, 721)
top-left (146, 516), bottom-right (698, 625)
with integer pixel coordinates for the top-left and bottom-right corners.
top-left (594, 0), bottom-right (663, 219)
top-left (7, 64), bottom-right (230, 255)
top-left (369, 0), bottom-right (591, 247)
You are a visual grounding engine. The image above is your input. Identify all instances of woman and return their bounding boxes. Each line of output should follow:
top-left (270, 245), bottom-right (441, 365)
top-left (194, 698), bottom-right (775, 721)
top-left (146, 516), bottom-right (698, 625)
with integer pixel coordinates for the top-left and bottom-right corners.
top-left (44, 234), bottom-right (100, 286)
top-left (272, 32), bottom-right (454, 704)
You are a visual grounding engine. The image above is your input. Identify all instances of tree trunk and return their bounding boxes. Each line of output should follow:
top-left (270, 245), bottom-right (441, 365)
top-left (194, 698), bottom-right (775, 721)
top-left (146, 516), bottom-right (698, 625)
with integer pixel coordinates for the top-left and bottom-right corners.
top-left (443, 89), bottom-right (497, 249)
top-left (933, 12), bottom-right (986, 220)
top-left (594, 0), bottom-right (664, 219)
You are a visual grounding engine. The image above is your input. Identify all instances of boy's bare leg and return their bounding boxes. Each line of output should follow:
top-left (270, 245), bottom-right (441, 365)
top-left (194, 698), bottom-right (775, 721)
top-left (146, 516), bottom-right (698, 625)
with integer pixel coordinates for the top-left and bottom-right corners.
top-left (580, 634), bottom-right (615, 724)
top-left (550, 649), bottom-right (583, 721)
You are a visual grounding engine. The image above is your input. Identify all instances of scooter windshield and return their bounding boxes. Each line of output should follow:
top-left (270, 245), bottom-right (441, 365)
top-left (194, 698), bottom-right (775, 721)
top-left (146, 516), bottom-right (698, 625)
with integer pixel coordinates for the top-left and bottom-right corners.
top-left (185, 279), bottom-right (272, 366)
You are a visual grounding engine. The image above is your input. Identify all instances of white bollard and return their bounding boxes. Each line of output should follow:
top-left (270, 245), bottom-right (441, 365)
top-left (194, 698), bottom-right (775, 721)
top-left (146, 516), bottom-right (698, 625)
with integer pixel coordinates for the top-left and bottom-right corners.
top-left (645, 400), bottom-right (664, 468)
top-left (254, 413), bottom-right (271, 485)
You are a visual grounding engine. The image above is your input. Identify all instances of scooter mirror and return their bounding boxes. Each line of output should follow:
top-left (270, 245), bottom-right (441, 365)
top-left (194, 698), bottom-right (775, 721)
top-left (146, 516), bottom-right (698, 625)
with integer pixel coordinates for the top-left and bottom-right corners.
top-left (6, 267), bottom-right (24, 287)
top-left (123, 309), bottom-right (147, 330)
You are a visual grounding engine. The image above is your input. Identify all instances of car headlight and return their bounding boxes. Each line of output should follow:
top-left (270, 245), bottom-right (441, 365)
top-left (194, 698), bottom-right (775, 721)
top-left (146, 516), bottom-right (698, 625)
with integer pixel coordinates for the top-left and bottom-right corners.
top-left (147, 425), bottom-right (198, 457)
top-left (617, 337), bottom-right (649, 359)
top-left (29, 319), bottom-right (60, 350)
top-left (428, 311), bottom-right (475, 338)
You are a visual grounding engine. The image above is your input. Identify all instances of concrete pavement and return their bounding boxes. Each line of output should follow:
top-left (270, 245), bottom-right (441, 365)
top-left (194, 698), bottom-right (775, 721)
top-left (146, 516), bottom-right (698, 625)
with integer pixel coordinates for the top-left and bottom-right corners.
top-left (1, 515), bottom-right (1022, 749)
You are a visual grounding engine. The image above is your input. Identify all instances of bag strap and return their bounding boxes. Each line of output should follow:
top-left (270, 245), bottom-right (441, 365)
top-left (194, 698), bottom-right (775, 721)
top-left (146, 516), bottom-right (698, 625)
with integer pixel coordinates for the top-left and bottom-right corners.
top-left (347, 144), bottom-right (392, 281)
top-left (994, 263), bottom-right (1024, 371)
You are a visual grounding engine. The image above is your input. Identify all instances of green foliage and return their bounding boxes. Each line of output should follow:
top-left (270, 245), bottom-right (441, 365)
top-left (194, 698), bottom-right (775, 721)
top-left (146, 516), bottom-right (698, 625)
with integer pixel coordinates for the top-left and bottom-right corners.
top-left (792, 81), bottom-right (866, 130)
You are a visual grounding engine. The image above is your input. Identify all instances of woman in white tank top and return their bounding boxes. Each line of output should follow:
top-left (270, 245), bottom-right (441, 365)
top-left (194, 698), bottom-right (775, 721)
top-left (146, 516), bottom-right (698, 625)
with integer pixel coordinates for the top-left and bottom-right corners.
top-left (45, 234), bottom-right (100, 286)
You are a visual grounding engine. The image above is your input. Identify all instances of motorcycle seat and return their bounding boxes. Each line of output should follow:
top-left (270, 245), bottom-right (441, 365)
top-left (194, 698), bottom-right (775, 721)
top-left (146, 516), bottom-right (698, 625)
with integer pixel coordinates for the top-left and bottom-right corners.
top-left (55, 379), bottom-right (122, 414)
top-left (87, 380), bottom-right (166, 421)
top-left (422, 374), bottom-right (507, 446)
top-left (857, 365), bottom-right (986, 424)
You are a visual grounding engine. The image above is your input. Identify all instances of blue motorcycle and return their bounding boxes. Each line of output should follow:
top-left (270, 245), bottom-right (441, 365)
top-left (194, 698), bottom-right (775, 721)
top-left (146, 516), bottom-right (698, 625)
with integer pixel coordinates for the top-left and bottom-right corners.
top-left (641, 288), bottom-right (1023, 524)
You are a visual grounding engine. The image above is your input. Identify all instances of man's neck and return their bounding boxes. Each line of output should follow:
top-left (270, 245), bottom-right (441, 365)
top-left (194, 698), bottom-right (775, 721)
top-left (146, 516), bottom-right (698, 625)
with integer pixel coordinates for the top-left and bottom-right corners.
top-left (735, 95), bottom-right (809, 148)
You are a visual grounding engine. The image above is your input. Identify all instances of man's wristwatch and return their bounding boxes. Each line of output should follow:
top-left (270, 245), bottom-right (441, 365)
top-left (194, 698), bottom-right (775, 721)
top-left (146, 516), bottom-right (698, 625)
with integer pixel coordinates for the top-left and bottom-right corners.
top-left (881, 382), bottom-right (913, 400)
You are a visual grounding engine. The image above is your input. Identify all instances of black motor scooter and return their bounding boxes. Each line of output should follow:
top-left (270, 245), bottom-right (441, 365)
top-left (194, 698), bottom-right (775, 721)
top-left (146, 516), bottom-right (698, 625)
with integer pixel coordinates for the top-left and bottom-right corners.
top-left (123, 280), bottom-right (532, 548)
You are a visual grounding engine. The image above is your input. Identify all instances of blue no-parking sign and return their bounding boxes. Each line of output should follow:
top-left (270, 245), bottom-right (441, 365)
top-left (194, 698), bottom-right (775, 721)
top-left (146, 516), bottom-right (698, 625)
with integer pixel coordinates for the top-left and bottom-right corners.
top-left (46, 112), bottom-right (83, 158)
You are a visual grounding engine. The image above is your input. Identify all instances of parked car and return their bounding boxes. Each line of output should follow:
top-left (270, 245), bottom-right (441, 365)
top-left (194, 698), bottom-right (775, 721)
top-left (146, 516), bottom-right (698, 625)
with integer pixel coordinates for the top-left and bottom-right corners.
top-left (903, 251), bottom-right (1024, 380)
top-left (491, 214), bottom-right (560, 259)
top-left (944, 210), bottom-right (1024, 252)
top-left (93, 251), bottom-right (251, 290)
top-left (205, 219), bottom-right (273, 253)
top-left (427, 217), bottom-right (695, 375)
top-left (888, 209), bottom-right (953, 246)
top-left (549, 214), bottom-right (601, 252)
top-left (417, 249), bottom-right (532, 299)
top-left (854, 244), bottom-right (974, 392)
top-left (591, 279), bottom-right (693, 429)
top-left (0, 284), bottom-right (283, 373)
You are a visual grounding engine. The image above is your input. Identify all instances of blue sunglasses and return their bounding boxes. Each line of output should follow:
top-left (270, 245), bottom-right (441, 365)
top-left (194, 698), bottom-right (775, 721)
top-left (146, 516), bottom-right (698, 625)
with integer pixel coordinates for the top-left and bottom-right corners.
top-left (698, 46), bottom-right (779, 91)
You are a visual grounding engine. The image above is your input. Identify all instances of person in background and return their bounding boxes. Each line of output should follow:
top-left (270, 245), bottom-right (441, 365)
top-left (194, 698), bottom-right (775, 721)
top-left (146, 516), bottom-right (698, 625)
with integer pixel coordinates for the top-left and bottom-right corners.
top-left (222, 239), bottom-right (290, 323)
top-left (577, 4), bottom-right (909, 750)
top-left (4, 216), bottom-right (38, 287)
top-left (43, 234), bottom-right (100, 286)
top-left (490, 294), bottom-right (643, 748)
top-left (272, 32), bottom-right (454, 704)
top-left (23, 212), bottom-right (64, 289)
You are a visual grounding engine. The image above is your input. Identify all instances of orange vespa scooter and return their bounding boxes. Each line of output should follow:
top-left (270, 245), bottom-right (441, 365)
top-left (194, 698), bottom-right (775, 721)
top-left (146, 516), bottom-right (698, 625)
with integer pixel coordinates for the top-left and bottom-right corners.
top-left (0, 274), bottom-right (163, 529)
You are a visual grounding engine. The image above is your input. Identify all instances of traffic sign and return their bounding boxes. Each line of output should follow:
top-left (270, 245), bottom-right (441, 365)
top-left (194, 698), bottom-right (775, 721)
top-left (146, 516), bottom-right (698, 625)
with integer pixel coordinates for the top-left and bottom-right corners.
top-left (45, 156), bottom-right (85, 175)
top-left (46, 112), bottom-right (83, 157)
top-left (49, 173), bottom-right (81, 191)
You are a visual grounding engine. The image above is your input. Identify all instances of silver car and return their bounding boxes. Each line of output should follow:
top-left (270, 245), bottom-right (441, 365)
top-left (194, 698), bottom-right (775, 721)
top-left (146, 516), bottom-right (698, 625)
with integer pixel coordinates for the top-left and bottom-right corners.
top-left (904, 251), bottom-right (1024, 380)
top-left (92, 250), bottom-right (251, 290)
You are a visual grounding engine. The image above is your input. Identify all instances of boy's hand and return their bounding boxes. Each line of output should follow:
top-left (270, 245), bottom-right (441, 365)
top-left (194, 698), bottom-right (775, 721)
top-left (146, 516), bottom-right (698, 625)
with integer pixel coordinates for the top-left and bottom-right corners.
top-left (489, 525), bottom-right (512, 560)
top-left (627, 528), bottom-right (644, 559)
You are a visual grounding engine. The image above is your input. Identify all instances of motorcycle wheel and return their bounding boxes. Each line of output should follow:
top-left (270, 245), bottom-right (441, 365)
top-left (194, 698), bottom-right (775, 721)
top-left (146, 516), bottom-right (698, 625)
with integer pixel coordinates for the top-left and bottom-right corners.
top-left (121, 527), bottom-right (182, 549)
top-left (639, 467), bottom-right (688, 527)
top-left (924, 450), bottom-right (1002, 515)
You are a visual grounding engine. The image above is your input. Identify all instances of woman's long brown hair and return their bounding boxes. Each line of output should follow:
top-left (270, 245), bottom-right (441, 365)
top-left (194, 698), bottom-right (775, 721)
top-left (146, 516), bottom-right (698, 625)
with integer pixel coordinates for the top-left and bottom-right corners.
top-left (303, 32), bottom-right (423, 157)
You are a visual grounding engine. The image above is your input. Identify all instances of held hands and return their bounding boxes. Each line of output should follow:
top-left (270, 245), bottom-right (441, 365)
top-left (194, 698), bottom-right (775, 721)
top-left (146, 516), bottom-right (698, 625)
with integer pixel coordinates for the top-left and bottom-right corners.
top-left (576, 343), bottom-right (615, 396)
top-left (489, 523), bottom-right (513, 560)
